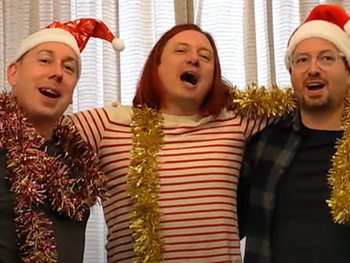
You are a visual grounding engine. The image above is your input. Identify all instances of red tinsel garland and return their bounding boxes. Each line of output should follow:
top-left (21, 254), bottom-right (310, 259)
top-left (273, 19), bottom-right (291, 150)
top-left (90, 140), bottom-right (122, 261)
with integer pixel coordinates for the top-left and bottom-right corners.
top-left (0, 92), bottom-right (108, 263)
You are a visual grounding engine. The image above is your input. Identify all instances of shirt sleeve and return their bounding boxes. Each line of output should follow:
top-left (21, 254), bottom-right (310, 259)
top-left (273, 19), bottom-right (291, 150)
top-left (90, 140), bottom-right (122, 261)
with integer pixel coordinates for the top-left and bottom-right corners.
top-left (67, 107), bottom-right (109, 153)
top-left (241, 117), bottom-right (275, 139)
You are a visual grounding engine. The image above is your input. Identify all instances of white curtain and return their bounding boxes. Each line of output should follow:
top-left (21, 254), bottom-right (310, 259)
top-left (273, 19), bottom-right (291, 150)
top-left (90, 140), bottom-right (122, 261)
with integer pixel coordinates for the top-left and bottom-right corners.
top-left (2, 0), bottom-right (350, 262)
top-left (194, 0), bottom-right (350, 88)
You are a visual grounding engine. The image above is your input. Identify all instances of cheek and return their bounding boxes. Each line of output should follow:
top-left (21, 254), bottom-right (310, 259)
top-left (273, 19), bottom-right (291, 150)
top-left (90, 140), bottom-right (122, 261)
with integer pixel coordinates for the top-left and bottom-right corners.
top-left (330, 71), bottom-right (349, 95)
top-left (158, 59), bottom-right (174, 78)
top-left (158, 69), bottom-right (174, 95)
top-left (291, 73), bottom-right (304, 92)
top-left (63, 76), bottom-right (77, 92)
top-left (203, 67), bottom-right (214, 86)
top-left (65, 86), bottom-right (75, 100)
top-left (13, 72), bottom-right (32, 92)
top-left (20, 71), bottom-right (45, 89)
top-left (346, 74), bottom-right (350, 87)
top-left (11, 82), bottom-right (32, 107)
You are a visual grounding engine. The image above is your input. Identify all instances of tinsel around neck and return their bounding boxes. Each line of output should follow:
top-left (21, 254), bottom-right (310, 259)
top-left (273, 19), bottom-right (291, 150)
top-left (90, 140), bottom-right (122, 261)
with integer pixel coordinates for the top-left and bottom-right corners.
top-left (0, 92), bottom-right (108, 263)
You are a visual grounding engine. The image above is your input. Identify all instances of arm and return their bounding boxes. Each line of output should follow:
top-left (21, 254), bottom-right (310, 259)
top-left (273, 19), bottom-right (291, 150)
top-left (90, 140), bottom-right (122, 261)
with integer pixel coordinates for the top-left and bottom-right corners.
top-left (67, 107), bottom-right (109, 153)
top-left (67, 104), bottom-right (133, 153)
top-left (241, 116), bottom-right (269, 139)
top-left (227, 84), bottom-right (296, 138)
top-left (227, 84), bottom-right (297, 120)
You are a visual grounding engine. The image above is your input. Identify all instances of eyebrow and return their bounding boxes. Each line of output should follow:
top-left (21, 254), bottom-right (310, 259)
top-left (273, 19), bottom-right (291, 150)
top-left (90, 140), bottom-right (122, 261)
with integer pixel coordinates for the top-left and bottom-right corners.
top-left (294, 49), bottom-right (336, 56)
top-left (177, 42), bottom-right (212, 54)
top-left (37, 49), bottom-right (78, 65)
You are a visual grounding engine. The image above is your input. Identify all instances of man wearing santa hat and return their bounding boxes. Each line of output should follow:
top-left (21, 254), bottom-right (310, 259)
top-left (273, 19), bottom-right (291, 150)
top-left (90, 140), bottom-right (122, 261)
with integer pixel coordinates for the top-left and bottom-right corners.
top-left (239, 4), bottom-right (350, 263)
top-left (0, 19), bottom-right (123, 263)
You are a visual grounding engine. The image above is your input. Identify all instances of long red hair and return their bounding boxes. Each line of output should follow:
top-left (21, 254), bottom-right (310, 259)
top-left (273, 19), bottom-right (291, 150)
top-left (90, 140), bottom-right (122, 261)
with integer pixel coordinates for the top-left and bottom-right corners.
top-left (132, 24), bottom-right (232, 116)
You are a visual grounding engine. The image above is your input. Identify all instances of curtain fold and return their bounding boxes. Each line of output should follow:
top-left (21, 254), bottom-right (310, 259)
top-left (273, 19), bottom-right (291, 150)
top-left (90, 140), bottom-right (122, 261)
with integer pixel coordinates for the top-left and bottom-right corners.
top-left (174, 0), bottom-right (194, 24)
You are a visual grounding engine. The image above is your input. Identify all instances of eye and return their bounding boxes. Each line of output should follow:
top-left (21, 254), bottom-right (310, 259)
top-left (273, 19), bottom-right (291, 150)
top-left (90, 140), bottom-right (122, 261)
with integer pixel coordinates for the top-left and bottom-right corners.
top-left (200, 54), bottom-right (210, 60)
top-left (39, 59), bottom-right (50, 64)
top-left (65, 65), bottom-right (74, 72)
top-left (295, 57), bottom-right (309, 64)
top-left (322, 55), bottom-right (335, 61)
top-left (176, 49), bottom-right (186, 53)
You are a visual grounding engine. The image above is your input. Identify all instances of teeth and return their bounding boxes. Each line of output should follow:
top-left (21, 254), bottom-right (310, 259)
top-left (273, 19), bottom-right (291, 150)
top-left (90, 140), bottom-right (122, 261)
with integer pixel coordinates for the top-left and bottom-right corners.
top-left (41, 89), bottom-right (58, 96)
top-left (181, 72), bottom-right (198, 85)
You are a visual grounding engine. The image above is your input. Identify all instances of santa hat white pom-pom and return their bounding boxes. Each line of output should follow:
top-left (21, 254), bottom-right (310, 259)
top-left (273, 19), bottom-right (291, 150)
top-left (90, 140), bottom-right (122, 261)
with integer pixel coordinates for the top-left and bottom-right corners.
top-left (112, 38), bottom-right (125, 51)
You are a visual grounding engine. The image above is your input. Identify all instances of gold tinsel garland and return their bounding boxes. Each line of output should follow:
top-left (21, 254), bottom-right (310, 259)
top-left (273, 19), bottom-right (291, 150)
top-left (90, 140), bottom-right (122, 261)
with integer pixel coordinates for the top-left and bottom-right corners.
top-left (0, 92), bottom-right (108, 263)
top-left (229, 84), bottom-right (350, 224)
top-left (230, 84), bottom-right (350, 224)
top-left (127, 106), bottom-right (165, 263)
top-left (227, 83), bottom-right (297, 119)
top-left (127, 83), bottom-right (350, 263)
top-left (327, 95), bottom-right (350, 224)
top-left (127, 84), bottom-right (297, 263)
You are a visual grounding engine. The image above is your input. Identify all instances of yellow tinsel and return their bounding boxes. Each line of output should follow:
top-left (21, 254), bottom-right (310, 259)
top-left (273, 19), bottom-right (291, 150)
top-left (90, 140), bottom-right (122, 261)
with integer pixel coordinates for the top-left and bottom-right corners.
top-left (327, 96), bottom-right (350, 224)
top-left (227, 83), bottom-right (297, 119)
top-left (126, 83), bottom-right (350, 263)
top-left (127, 105), bottom-right (165, 263)
top-left (127, 84), bottom-right (297, 262)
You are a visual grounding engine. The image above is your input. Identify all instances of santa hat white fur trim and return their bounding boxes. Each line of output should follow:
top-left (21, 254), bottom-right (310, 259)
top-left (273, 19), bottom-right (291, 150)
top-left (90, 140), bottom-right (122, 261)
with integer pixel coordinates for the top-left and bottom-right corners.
top-left (13, 28), bottom-right (80, 61)
top-left (13, 28), bottom-right (82, 77)
top-left (285, 20), bottom-right (350, 70)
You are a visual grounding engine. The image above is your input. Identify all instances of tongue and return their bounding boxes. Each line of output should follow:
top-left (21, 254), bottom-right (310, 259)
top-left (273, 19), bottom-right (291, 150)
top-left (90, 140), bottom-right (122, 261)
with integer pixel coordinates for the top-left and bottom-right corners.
top-left (181, 73), bottom-right (198, 85)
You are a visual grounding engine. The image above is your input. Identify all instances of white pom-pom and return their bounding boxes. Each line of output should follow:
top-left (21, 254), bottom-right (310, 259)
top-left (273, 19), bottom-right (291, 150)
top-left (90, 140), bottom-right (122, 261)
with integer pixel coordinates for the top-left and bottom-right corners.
top-left (112, 38), bottom-right (125, 51)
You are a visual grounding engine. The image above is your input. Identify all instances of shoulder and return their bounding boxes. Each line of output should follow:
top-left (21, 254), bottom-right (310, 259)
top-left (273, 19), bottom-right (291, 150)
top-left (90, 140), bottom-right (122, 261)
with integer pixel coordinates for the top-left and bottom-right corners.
top-left (69, 104), bottom-right (133, 126)
top-left (103, 104), bottom-right (133, 125)
top-left (218, 108), bottom-right (237, 119)
top-left (248, 113), bottom-right (294, 143)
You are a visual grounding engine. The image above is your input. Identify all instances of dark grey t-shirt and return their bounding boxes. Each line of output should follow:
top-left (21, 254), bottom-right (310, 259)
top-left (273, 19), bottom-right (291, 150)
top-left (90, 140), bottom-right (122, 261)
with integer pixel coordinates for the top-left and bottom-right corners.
top-left (271, 126), bottom-right (350, 263)
top-left (0, 139), bottom-right (89, 263)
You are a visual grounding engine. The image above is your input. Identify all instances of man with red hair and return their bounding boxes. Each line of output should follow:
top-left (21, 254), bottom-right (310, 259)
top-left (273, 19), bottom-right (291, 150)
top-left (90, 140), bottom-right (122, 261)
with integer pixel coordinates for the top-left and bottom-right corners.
top-left (70, 24), bottom-right (295, 263)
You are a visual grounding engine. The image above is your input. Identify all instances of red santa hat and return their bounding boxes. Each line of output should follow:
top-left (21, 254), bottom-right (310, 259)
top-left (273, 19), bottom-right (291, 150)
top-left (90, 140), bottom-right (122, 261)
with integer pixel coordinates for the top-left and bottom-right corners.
top-left (285, 4), bottom-right (350, 71)
top-left (13, 18), bottom-right (125, 78)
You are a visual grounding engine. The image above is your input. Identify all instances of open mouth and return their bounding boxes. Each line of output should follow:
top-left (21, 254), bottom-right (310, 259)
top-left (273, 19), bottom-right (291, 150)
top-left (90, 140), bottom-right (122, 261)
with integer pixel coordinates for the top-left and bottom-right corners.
top-left (39, 88), bottom-right (60, 99)
top-left (307, 83), bottom-right (325, 91)
top-left (180, 72), bottom-right (198, 85)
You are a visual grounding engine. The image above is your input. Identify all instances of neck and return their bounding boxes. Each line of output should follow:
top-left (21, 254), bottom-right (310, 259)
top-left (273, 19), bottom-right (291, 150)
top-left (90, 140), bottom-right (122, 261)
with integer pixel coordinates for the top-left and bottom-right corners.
top-left (31, 119), bottom-right (56, 140)
top-left (300, 106), bottom-right (343, 131)
top-left (160, 100), bottom-right (200, 116)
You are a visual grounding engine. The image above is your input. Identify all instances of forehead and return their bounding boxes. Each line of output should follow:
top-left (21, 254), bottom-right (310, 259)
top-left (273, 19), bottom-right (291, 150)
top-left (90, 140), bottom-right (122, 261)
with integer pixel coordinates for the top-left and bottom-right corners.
top-left (294, 37), bottom-right (337, 54)
top-left (166, 30), bottom-right (213, 50)
top-left (26, 42), bottom-right (78, 60)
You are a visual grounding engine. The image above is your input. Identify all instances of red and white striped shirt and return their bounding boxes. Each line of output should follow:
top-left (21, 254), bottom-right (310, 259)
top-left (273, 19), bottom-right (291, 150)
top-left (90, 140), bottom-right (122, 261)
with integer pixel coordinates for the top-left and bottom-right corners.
top-left (69, 105), bottom-right (268, 263)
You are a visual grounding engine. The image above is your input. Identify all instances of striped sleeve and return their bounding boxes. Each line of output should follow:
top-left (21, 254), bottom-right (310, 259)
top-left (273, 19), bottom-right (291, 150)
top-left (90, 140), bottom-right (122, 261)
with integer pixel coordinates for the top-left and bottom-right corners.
top-left (241, 117), bottom-right (274, 139)
top-left (68, 107), bottom-right (110, 153)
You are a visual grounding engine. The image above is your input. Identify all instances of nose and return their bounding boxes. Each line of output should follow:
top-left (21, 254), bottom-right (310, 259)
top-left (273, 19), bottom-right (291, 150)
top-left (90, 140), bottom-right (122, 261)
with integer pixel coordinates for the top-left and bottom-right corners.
top-left (49, 62), bottom-right (63, 82)
top-left (308, 57), bottom-right (321, 76)
top-left (186, 51), bottom-right (199, 66)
